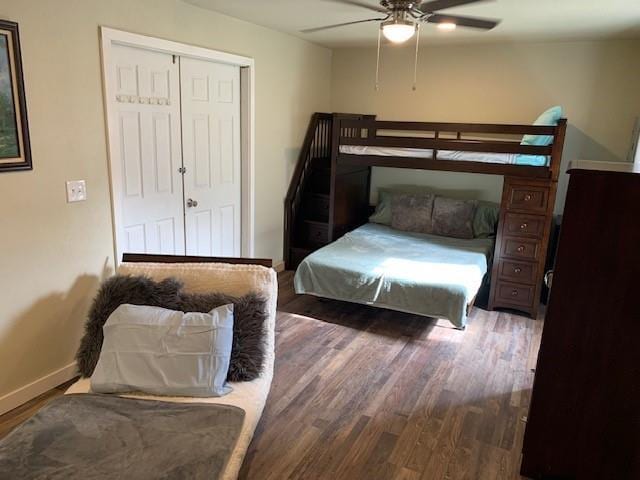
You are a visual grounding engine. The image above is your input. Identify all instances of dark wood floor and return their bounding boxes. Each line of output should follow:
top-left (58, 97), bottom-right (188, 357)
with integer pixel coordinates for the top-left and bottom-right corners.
top-left (238, 271), bottom-right (542, 479)
top-left (0, 271), bottom-right (543, 479)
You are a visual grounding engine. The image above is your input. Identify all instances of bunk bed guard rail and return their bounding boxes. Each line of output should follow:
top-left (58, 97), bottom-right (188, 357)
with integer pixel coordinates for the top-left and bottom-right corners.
top-left (335, 118), bottom-right (567, 180)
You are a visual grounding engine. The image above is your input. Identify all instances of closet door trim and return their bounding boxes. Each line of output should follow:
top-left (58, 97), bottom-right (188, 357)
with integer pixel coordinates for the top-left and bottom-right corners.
top-left (100, 27), bottom-right (255, 264)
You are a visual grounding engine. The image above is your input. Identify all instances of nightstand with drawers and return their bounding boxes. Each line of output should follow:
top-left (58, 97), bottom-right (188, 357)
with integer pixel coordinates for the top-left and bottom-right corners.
top-left (488, 176), bottom-right (558, 318)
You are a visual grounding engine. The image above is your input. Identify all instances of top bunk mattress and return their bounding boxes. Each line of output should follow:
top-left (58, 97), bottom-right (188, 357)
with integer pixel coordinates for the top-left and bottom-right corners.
top-left (294, 223), bottom-right (494, 328)
top-left (339, 145), bottom-right (549, 166)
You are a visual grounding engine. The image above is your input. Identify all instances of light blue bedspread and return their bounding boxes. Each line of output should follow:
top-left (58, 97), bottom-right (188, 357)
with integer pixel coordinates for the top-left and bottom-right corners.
top-left (294, 223), bottom-right (494, 328)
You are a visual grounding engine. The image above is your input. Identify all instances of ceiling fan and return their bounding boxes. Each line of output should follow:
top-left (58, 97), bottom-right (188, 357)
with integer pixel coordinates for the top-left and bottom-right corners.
top-left (302, 0), bottom-right (501, 44)
top-left (302, 0), bottom-right (501, 90)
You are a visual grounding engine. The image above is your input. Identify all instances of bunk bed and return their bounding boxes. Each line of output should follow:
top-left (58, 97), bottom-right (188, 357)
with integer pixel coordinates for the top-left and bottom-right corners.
top-left (285, 112), bottom-right (567, 323)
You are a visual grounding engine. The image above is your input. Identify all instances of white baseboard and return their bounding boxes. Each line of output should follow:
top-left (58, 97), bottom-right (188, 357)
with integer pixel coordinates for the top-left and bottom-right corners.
top-left (0, 362), bottom-right (77, 416)
top-left (273, 260), bottom-right (285, 273)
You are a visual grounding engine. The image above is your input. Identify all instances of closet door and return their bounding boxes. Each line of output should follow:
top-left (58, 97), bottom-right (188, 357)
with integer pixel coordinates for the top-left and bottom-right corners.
top-left (180, 57), bottom-right (241, 257)
top-left (107, 44), bottom-right (185, 257)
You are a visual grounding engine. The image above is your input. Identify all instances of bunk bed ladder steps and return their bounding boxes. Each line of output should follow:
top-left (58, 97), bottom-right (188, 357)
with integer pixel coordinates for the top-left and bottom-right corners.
top-left (284, 114), bottom-right (333, 270)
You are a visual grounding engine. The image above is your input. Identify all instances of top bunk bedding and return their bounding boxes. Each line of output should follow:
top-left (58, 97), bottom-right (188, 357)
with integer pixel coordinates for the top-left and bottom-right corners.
top-left (294, 223), bottom-right (494, 328)
top-left (339, 145), bottom-right (549, 166)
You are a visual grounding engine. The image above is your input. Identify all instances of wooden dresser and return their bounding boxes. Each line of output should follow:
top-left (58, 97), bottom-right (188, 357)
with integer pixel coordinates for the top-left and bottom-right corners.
top-left (488, 176), bottom-right (557, 318)
top-left (520, 161), bottom-right (640, 479)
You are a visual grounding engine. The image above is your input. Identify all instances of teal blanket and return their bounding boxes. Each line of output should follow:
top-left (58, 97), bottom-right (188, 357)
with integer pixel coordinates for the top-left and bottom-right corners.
top-left (294, 223), bottom-right (494, 328)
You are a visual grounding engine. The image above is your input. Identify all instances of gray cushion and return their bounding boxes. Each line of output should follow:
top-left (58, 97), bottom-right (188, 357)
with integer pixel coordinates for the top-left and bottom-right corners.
top-left (370, 186), bottom-right (498, 238)
top-left (473, 201), bottom-right (500, 238)
top-left (90, 303), bottom-right (234, 397)
top-left (432, 196), bottom-right (478, 239)
top-left (390, 193), bottom-right (435, 233)
top-left (368, 189), bottom-right (394, 225)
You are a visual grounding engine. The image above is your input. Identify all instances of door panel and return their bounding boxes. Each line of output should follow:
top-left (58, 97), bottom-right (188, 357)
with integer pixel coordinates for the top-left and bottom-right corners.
top-left (109, 44), bottom-right (185, 257)
top-left (181, 57), bottom-right (241, 257)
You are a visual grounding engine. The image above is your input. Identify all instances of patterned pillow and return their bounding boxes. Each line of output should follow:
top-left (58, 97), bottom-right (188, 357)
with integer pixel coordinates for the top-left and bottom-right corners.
top-left (390, 193), bottom-right (435, 233)
top-left (370, 187), bottom-right (499, 238)
top-left (432, 196), bottom-right (478, 239)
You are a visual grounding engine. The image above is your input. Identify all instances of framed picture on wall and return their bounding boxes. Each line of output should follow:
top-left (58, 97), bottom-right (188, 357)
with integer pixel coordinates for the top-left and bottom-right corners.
top-left (629, 116), bottom-right (640, 165)
top-left (0, 20), bottom-right (31, 172)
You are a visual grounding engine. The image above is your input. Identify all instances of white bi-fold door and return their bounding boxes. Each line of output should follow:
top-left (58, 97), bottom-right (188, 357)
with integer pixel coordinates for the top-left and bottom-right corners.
top-left (108, 44), bottom-right (185, 255)
top-left (106, 43), bottom-right (241, 259)
top-left (180, 58), bottom-right (241, 257)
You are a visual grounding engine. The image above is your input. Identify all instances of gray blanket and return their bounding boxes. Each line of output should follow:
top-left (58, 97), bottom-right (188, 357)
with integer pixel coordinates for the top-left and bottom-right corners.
top-left (0, 393), bottom-right (245, 479)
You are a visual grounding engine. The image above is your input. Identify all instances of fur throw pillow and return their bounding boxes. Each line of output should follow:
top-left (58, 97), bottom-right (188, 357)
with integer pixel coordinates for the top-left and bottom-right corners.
top-left (76, 275), bottom-right (268, 382)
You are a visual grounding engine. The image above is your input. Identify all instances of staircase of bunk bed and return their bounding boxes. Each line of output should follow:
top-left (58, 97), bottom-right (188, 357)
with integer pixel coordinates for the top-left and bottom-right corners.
top-left (284, 113), bottom-right (375, 270)
top-left (284, 113), bottom-right (331, 270)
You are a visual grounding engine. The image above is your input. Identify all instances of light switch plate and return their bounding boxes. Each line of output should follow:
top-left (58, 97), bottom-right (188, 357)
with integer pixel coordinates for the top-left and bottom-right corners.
top-left (66, 180), bottom-right (87, 202)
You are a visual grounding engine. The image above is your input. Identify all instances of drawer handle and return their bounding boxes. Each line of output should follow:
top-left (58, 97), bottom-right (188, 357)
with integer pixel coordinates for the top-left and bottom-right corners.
top-left (514, 267), bottom-right (522, 274)
top-left (519, 223), bottom-right (528, 230)
top-left (524, 194), bottom-right (532, 201)
top-left (517, 245), bottom-right (525, 253)
top-left (511, 289), bottom-right (519, 297)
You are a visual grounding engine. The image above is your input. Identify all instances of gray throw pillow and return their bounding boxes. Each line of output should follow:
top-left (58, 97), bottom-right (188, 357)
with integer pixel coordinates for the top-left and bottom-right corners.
top-left (368, 189), bottom-right (393, 225)
top-left (390, 193), bottom-right (435, 233)
top-left (370, 186), bottom-right (499, 238)
top-left (473, 201), bottom-right (500, 238)
top-left (91, 304), bottom-right (234, 397)
top-left (432, 196), bottom-right (478, 239)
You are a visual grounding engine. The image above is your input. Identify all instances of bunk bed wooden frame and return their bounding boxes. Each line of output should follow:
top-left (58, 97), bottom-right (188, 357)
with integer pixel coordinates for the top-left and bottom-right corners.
top-left (284, 113), bottom-right (567, 319)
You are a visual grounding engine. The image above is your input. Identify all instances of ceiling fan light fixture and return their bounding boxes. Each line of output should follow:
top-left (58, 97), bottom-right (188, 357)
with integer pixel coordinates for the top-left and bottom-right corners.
top-left (381, 18), bottom-right (416, 44)
top-left (436, 22), bottom-right (457, 31)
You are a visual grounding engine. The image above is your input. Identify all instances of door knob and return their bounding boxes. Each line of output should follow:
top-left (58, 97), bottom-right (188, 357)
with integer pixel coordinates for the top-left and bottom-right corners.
top-left (186, 198), bottom-right (198, 208)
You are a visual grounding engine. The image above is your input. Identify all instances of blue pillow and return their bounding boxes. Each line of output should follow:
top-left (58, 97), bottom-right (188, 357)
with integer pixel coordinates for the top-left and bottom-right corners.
top-left (514, 154), bottom-right (549, 166)
top-left (91, 303), bottom-right (234, 397)
top-left (521, 106), bottom-right (563, 146)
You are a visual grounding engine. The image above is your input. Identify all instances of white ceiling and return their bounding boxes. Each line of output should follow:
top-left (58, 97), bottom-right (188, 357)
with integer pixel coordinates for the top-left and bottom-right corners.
top-left (184, 0), bottom-right (640, 48)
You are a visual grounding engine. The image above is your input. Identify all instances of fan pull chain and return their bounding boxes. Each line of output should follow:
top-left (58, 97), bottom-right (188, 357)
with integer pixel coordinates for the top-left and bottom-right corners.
top-left (412, 23), bottom-right (421, 91)
top-left (375, 25), bottom-right (382, 91)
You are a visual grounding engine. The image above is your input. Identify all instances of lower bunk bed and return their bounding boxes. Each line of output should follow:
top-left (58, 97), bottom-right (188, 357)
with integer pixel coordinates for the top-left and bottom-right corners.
top-left (294, 223), bottom-right (494, 329)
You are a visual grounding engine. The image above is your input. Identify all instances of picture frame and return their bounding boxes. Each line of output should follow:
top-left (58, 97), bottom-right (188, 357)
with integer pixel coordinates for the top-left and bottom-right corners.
top-left (629, 116), bottom-right (640, 165)
top-left (0, 20), bottom-right (31, 172)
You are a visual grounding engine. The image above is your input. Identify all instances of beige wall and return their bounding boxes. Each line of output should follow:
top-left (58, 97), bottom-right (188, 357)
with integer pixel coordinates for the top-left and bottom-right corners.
top-left (0, 0), bottom-right (331, 400)
top-left (331, 39), bottom-right (640, 210)
top-left (1, 0), bottom-right (638, 408)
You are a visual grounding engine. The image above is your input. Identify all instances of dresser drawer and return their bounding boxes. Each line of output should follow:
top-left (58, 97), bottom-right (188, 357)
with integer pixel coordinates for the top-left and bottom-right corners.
top-left (304, 193), bottom-right (330, 222)
top-left (498, 260), bottom-right (537, 284)
top-left (503, 212), bottom-right (546, 239)
top-left (506, 184), bottom-right (549, 214)
top-left (501, 236), bottom-right (541, 261)
top-left (303, 221), bottom-right (328, 247)
top-left (495, 281), bottom-right (535, 308)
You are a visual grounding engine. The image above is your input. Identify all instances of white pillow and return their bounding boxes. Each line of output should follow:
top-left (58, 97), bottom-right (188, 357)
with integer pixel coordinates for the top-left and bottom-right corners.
top-left (91, 303), bottom-right (234, 397)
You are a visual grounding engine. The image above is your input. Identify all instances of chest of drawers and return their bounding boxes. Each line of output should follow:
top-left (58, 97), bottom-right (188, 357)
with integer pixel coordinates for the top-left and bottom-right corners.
top-left (520, 163), bottom-right (640, 479)
top-left (488, 176), bottom-right (557, 318)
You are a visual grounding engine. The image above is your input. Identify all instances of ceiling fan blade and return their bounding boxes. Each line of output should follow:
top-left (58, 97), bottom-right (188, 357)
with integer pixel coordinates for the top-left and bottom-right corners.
top-left (300, 17), bottom-right (386, 33)
top-left (323, 0), bottom-right (388, 14)
top-left (418, 0), bottom-right (488, 13)
top-left (426, 13), bottom-right (500, 30)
